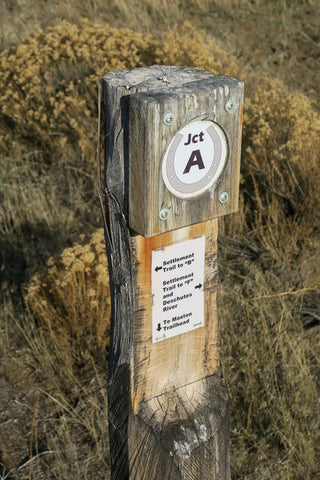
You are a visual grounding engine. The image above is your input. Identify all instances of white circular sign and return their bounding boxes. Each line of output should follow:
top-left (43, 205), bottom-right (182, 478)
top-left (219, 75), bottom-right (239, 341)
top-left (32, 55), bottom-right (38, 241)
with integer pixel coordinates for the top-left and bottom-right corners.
top-left (162, 120), bottom-right (228, 199)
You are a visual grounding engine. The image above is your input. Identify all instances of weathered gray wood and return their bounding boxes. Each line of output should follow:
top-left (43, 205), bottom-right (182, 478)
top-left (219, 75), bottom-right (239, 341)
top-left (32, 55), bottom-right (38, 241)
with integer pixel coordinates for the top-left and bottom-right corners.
top-left (103, 66), bottom-right (219, 217)
top-left (129, 76), bottom-right (243, 237)
top-left (102, 66), bottom-right (241, 480)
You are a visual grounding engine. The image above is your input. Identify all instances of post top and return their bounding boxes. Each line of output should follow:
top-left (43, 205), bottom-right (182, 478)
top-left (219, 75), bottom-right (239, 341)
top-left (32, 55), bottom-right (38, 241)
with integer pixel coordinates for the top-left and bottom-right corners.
top-left (103, 65), bottom-right (244, 237)
top-left (102, 65), bottom-right (217, 92)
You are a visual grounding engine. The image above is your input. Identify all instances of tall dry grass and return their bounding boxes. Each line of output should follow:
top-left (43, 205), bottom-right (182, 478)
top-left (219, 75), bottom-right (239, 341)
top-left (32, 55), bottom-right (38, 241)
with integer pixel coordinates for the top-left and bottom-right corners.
top-left (2, 309), bottom-right (111, 480)
top-left (0, 0), bottom-right (317, 51)
top-left (0, 18), bottom-right (319, 480)
top-left (0, 0), bottom-right (239, 50)
top-left (219, 76), bottom-right (320, 478)
top-left (0, 151), bottom-right (100, 291)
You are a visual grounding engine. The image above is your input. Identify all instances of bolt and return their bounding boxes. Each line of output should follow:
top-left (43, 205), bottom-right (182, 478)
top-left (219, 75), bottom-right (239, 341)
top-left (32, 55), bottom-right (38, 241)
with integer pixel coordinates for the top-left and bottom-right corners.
top-left (219, 191), bottom-right (229, 204)
top-left (225, 100), bottom-right (234, 112)
top-left (159, 208), bottom-right (170, 221)
top-left (164, 113), bottom-right (174, 126)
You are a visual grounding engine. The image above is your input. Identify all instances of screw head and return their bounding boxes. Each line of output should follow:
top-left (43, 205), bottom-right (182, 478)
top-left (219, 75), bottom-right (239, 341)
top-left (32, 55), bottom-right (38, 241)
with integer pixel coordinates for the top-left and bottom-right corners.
top-left (159, 208), bottom-right (170, 221)
top-left (164, 113), bottom-right (174, 126)
top-left (225, 100), bottom-right (234, 112)
top-left (219, 191), bottom-right (229, 204)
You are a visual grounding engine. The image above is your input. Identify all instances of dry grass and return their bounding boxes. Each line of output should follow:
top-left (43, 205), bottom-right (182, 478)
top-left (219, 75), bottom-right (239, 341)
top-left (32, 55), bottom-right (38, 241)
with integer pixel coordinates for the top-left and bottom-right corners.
top-left (218, 74), bottom-right (320, 478)
top-left (0, 0), bottom-right (231, 49)
top-left (1, 308), bottom-right (111, 480)
top-left (0, 0), bottom-right (317, 51)
top-left (0, 7), bottom-right (319, 480)
top-left (0, 151), bottom-right (100, 291)
top-left (25, 229), bottom-right (111, 364)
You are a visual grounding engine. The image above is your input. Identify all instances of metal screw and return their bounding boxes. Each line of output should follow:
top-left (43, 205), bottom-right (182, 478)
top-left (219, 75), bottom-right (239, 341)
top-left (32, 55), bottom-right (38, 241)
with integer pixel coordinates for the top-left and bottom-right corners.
top-left (225, 100), bottom-right (234, 112)
top-left (159, 208), bottom-right (170, 221)
top-left (164, 113), bottom-right (174, 126)
top-left (219, 191), bottom-right (229, 204)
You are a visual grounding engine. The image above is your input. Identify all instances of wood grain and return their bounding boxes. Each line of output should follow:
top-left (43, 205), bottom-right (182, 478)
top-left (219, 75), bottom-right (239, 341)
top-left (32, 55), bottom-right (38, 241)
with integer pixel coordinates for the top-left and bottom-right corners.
top-left (129, 75), bottom-right (244, 237)
top-left (131, 219), bottom-right (219, 417)
top-left (102, 66), bottom-right (235, 479)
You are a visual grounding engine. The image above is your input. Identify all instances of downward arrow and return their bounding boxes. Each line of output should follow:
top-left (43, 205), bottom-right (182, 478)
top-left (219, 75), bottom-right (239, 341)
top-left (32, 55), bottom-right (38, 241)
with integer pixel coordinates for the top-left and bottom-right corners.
top-left (156, 323), bottom-right (162, 331)
top-left (195, 283), bottom-right (202, 289)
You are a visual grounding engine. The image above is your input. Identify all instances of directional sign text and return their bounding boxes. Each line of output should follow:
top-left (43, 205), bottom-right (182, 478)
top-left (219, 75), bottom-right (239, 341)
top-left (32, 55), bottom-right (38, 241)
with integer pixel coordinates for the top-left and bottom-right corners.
top-left (151, 236), bottom-right (205, 343)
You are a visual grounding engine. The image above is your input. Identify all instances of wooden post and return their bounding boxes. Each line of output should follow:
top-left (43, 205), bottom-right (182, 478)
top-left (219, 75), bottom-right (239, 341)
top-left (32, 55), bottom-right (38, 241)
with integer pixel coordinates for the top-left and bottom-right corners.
top-left (102, 66), bottom-right (243, 480)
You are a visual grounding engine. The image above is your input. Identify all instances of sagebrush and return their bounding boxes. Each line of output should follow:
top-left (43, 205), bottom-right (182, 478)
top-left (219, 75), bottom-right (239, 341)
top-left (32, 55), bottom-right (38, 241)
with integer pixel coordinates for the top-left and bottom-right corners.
top-left (0, 18), bottom-right (319, 480)
top-left (0, 21), bottom-right (242, 158)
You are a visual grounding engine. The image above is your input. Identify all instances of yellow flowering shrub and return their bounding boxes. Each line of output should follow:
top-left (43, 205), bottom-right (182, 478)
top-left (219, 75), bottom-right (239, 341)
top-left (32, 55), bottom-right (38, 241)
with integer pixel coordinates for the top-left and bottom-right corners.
top-left (0, 21), bottom-right (242, 157)
top-left (0, 20), bottom-right (153, 156)
top-left (25, 228), bottom-right (111, 360)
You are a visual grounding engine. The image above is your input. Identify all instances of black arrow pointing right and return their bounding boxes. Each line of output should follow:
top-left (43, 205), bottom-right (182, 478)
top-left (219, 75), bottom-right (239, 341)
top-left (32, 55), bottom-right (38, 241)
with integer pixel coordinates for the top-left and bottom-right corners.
top-left (195, 283), bottom-right (202, 289)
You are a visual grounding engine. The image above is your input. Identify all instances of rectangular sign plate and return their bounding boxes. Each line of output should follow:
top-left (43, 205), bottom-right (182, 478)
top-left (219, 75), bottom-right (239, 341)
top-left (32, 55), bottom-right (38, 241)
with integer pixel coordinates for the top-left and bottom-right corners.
top-left (152, 236), bottom-right (205, 343)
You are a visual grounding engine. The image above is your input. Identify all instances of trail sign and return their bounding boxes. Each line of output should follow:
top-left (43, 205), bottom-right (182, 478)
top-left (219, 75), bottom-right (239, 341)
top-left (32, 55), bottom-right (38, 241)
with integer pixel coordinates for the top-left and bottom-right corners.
top-left (128, 71), bottom-right (243, 237)
top-left (102, 65), bottom-right (243, 480)
top-left (162, 120), bottom-right (228, 199)
top-left (152, 236), bottom-right (205, 343)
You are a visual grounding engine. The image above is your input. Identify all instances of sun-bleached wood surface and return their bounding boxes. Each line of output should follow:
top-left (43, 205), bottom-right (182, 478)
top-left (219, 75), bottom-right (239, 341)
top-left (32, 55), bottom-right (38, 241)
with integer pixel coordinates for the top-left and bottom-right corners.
top-left (102, 66), bottom-right (243, 479)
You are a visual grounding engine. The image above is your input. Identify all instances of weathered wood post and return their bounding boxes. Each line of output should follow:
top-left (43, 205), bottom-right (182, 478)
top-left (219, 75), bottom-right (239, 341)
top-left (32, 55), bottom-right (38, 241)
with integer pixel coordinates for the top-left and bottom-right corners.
top-left (102, 66), bottom-right (243, 480)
